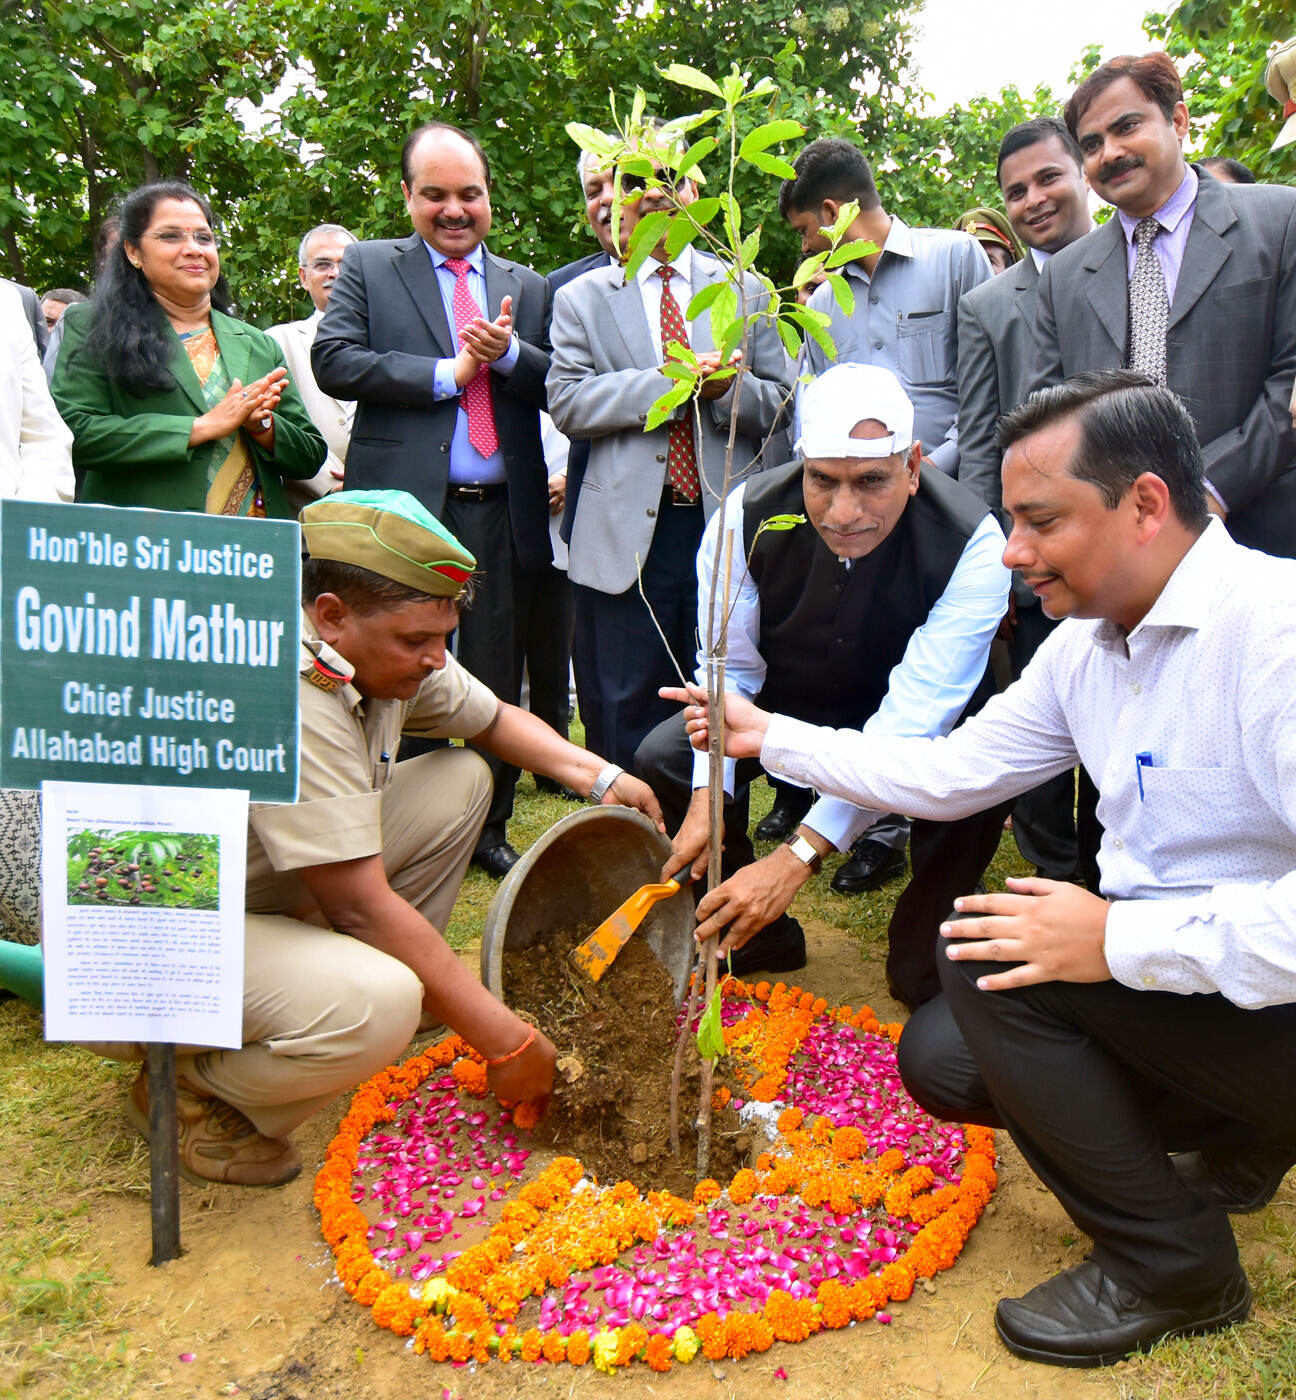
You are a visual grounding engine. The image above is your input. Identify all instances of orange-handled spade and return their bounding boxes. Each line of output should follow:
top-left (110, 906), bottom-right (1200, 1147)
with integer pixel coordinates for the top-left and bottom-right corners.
top-left (569, 877), bottom-right (684, 982)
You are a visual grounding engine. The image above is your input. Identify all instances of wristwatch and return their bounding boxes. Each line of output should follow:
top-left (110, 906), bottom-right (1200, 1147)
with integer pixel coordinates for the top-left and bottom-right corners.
top-left (783, 833), bottom-right (823, 875)
top-left (588, 763), bottom-right (624, 804)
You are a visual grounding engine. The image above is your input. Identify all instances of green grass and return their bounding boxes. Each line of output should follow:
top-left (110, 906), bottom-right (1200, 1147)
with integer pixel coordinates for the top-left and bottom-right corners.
top-left (0, 1002), bottom-right (147, 1399)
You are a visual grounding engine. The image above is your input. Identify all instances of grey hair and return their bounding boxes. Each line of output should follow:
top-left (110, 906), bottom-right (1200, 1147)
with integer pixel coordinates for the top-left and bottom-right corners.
top-left (297, 223), bottom-right (358, 268)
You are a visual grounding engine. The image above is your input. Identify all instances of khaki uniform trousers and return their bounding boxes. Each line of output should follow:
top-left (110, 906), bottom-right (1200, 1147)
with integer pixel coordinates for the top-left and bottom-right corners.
top-left (91, 747), bottom-right (491, 1138)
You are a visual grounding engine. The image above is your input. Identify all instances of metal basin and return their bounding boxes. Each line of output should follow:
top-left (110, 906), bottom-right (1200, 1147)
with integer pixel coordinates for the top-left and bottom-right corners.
top-left (480, 806), bottom-right (695, 1005)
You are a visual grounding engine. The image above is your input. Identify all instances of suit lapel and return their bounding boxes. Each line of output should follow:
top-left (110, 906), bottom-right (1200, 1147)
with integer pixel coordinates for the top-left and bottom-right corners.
top-left (482, 248), bottom-right (520, 320)
top-left (1168, 179), bottom-right (1235, 331)
top-left (393, 235), bottom-right (454, 355)
top-left (1081, 220), bottom-right (1129, 354)
top-left (212, 312), bottom-right (254, 397)
top-left (606, 264), bottom-right (657, 367)
top-left (169, 331), bottom-right (209, 415)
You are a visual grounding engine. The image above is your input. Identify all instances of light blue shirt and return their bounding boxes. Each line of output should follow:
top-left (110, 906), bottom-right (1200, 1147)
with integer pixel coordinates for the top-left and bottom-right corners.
top-left (425, 241), bottom-right (520, 485)
top-left (690, 479), bottom-right (1009, 850)
top-left (800, 217), bottom-right (993, 476)
top-left (1118, 166), bottom-right (1198, 305)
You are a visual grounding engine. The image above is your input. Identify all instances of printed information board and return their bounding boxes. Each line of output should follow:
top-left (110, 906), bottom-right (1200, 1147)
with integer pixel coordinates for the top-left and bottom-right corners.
top-left (0, 502), bottom-right (300, 802)
top-left (42, 781), bottom-right (247, 1048)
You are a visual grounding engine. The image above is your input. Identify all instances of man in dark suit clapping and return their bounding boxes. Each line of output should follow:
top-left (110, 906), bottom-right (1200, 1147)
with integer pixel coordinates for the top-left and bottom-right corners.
top-left (313, 123), bottom-right (552, 878)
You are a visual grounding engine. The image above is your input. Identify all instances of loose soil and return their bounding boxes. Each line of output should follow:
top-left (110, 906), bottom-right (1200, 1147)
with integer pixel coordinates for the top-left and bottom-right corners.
top-left (17, 920), bottom-right (1289, 1400)
top-left (503, 927), bottom-right (745, 1198)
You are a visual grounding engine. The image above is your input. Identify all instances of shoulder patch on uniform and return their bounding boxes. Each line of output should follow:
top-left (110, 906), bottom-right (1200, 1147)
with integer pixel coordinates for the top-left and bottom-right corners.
top-left (305, 656), bottom-right (348, 692)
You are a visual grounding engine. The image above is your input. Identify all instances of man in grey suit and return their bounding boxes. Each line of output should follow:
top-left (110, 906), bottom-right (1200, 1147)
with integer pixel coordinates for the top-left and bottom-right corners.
top-left (313, 122), bottom-right (553, 877)
top-left (546, 153), bottom-right (790, 774)
top-left (267, 223), bottom-right (357, 516)
top-left (1032, 51), bottom-right (1296, 559)
top-left (958, 118), bottom-right (1099, 888)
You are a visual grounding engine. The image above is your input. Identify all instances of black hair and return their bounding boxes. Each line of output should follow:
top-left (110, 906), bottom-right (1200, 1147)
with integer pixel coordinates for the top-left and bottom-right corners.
top-left (1200, 156), bottom-right (1256, 184)
top-left (302, 557), bottom-right (475, 612)
top-left (75, 181), bottom-right (232, 397)
top-left (779, 138), bottom-right (880, 220)
top-left (401, 122), bottom-right (491, 189)
top-left (996, 370), bottom-right (1209, 531)
top-left (996, 117), bottom-right (1084, 184)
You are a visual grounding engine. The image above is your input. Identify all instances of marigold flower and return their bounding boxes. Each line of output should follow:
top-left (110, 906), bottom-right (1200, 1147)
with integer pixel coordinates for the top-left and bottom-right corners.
top-left (693, 1178), bottom-right (722, 1205)
top-left (451, 1058), bottom-right (489, 1096)
top-left (567, 1329), bottom-right (591, 1366)
top-left (672, 1324), bottom-right (700, 1362)
top-left (729, 1168), bottom-right (758, 1205)
top-left (519, 1327), bottom-right (544, 1363)
top-left (645, 1333), bottom-right (673, 1371)
top-left (592, 1328), bottom-right (620, 1374)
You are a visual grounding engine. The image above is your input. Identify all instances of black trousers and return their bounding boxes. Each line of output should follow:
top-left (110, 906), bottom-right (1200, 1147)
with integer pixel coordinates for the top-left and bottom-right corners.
top-left (442, 494), bottom-right (525, 850)
top-left (898, 952), bottom-right (1296, 1297)
top-left (1007, 598), bottom-right (1101, 889)
top-left (636, 710), bottom-right (1010, 1006)
top-left (520, 563), bottom-right (573, 741)
top-left (571, 495), bottom-right (704, 774)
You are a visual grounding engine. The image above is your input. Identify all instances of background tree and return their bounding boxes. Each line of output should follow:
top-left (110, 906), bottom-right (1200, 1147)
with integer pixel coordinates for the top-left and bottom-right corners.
top-left (1146, 0), bottom-right (1296, 184)
top-left (3, 0), bottom-right (925, 322)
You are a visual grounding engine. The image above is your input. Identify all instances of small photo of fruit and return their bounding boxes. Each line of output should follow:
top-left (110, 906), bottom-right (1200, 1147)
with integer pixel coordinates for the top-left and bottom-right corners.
top-left (66, 829), bottom-right (220, 911)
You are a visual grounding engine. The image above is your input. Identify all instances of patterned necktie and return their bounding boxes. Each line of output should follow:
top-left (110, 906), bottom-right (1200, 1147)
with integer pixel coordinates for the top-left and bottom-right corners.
top-left (657, 265), bottom-right (701, 502)
top-left (1127, 217), bottom-right (1169, 386)
top-left (443, 256), bottom-right (499, 456)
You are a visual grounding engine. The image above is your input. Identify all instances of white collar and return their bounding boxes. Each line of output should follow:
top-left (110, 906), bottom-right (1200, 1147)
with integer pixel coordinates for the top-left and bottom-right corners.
top-left (635, 241), bottom-right (695, 289)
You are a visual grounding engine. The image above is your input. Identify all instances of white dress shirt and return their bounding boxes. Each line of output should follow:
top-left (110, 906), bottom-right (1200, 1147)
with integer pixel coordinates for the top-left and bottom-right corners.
top-left (692, 479), bottom-right (1009, 850)
top-left (760, 521), bottom-right (1296, 1009)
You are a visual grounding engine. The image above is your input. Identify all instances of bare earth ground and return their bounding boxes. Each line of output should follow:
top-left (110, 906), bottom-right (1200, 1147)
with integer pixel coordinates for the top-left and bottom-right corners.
top-left (13, 916), bottom-right (1290, 1400)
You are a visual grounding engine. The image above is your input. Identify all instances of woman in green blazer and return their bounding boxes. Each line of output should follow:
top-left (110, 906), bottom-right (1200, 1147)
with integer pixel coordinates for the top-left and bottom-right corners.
top-left (52, 181), bottom-right (326, 517)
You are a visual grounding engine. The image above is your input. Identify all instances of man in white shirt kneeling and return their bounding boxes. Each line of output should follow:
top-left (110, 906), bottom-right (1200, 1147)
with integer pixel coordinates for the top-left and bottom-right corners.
top-left (669, 369), bottom-right (1296, 1368)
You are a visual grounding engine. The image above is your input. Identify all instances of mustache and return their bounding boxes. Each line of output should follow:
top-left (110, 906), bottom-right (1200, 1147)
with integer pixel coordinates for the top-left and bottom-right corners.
top-left (434, 216), bottom-right (474, 228)
top-left (1098, 156), bottom-right (1143, 183)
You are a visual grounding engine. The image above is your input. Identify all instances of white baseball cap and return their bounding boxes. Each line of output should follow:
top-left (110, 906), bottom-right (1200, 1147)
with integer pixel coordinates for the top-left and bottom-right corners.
top-left (795, 363), bottom-right (916, 459)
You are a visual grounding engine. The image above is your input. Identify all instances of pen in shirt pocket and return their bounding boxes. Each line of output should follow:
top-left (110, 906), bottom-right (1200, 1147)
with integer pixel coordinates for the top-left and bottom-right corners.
top-left (1135, 751), bottom-right (1153, 801)
top-left (374, 750), bottom-right (391, 788)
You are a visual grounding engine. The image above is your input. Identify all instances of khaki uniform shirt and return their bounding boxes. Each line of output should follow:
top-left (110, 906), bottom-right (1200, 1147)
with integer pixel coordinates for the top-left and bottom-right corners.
top-left (245, 612), bottom-right (498, 910)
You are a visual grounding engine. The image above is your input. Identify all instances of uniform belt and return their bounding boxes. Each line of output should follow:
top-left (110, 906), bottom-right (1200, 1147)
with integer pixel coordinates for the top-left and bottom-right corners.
top-left (447, 483), bottom-right (507, 502)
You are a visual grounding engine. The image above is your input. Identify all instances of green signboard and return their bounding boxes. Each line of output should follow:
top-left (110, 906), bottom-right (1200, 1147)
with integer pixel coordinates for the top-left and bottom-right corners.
top-left (0, 503), bottom-right (300, 802)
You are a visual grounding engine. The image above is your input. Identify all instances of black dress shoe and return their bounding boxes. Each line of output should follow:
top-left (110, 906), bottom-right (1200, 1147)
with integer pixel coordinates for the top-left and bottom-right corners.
top-left (726, 917), bottom-right (807, 978)
top-left (533, 776), bottom-right (582, 801)
top-left (754, 799), bottom-right (812, 843)
top-left (830, 838), bottom-right (906, 894)
top-left (472, 842), bottom-right (520, 879)
top-left (995, 1258), bottom-right (1251, 1368)
top-left (1172, 1142), bottom-right (1296, 1214)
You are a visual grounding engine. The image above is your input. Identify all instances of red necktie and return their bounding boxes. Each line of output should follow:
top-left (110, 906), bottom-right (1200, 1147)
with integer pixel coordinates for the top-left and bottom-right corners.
top-left (657, 265), bottom-right (700, 502)
top-left (443, 256), bottom-right (499, 456)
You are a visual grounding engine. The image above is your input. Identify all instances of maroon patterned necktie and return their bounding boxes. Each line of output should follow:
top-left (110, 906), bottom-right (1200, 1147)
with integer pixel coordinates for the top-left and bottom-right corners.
top-left (443, 256), bottom-right (499, 456)
top-left (657, 265), bottom-right (700, 502)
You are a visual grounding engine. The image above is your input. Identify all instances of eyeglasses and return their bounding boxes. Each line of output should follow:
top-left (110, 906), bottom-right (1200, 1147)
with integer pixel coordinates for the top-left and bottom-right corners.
top-left (144, 229), bottom-right (220, 249)
top-left (620, 169), bottom-right (686, 194)
top-left (307, 258), bottom-right (343, 273)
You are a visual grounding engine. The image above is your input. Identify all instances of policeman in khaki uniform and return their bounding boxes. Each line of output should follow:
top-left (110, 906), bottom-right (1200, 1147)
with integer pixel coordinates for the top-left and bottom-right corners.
top-left (122, 490), bottom-right (664, 1186)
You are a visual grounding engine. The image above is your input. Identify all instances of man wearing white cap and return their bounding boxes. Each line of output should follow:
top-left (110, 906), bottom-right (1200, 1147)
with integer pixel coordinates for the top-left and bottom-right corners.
top-left (638, 364), bottom-right (1010, 1003)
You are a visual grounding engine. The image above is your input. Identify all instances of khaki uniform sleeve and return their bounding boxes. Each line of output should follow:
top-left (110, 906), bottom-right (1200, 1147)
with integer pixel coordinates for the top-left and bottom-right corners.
top-left (401, 654), bottom-right (499, 740)
top-left (249, 677), bottom-right (383, 871)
